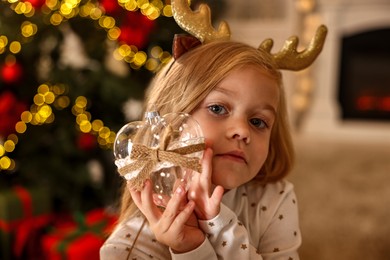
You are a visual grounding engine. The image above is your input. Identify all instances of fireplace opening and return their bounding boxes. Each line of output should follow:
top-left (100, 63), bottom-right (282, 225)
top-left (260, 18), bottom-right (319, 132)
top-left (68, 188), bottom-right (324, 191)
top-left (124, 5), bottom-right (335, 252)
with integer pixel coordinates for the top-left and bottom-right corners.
top-left (338, 28), bottom-right (390, 121)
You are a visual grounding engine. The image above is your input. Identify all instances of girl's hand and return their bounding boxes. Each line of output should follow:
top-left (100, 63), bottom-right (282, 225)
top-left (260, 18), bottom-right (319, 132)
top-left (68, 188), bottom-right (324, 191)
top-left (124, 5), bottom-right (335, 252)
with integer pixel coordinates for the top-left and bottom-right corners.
top-left (188, 147), bottom-right (225, 220)
top-left (129, 180), bottom-right (205, 253)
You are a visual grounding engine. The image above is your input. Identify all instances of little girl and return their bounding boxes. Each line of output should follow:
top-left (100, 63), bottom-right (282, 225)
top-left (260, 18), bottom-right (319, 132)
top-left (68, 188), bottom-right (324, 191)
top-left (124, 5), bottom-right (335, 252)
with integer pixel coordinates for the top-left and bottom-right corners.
top-left (100, 1), bottom-right (326, 259)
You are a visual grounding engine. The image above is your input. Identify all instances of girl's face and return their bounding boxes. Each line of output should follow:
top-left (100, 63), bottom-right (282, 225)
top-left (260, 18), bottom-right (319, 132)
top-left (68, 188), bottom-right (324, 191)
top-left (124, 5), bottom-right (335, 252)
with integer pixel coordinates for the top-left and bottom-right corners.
top-left (191, 65), bottom-right (279, 189)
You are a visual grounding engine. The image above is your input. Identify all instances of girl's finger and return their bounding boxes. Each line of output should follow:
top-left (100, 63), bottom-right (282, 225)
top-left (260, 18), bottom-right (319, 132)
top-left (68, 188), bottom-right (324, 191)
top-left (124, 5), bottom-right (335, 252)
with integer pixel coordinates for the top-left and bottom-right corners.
top-left (129, 180), bottom-right (160, 223)
top-left (159, 184), bottom-right (187, 229)
top-left (128, 183), bottom-right (142, 208)
top-left (200, 147), bottom-right (213, 189)
top-left (141, 180), bottom-right (162, 222)
top-left (204, 138), bottom-right (213, 149)
top-left (210, 185), bottom-right (224, 206)
top-left (169, 200), bottom-right (196, 233)
top-left (201, 148), bottom-right (212, 175)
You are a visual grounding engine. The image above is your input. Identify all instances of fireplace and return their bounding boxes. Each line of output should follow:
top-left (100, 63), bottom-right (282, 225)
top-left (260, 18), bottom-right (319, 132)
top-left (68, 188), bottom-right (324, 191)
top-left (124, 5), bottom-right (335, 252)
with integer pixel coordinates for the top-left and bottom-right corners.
top-left (302, 1), bottom-right (390, 141)
top-left (338, 28), bottom-right (390, 121)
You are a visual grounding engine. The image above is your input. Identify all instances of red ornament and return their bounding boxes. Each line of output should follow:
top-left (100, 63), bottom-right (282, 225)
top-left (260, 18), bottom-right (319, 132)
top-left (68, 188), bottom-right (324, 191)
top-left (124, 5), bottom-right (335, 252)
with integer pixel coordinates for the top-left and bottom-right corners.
top-left (1, 62), bottom-right (23, 84)
top-left (118, 26), bottom-right (148, 49)
top-left (125, 11), bottom-right (155, 33)
top-left (0, 91), bottom-right (27, 137)
top-left (100, 0), bottom-right (121, 15)
top-left (117, 11), bottom-right (155, 49)
top-left (23, 0), bottom-right (46, 9)
top-left (77, 133), bottom-right (97, 151)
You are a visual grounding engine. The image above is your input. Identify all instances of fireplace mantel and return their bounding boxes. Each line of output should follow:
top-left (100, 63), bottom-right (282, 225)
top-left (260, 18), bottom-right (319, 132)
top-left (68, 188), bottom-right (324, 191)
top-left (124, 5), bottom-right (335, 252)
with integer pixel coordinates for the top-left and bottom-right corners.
top-left (302, 1), bottom-right (390, 142)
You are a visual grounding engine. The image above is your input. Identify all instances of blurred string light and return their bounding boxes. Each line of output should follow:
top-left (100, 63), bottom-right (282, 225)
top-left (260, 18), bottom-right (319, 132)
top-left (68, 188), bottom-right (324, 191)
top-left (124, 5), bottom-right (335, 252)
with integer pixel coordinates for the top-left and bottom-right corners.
top-left (72, 96), bottom-right (116, 149)
top-left (0, 83), bottom-right (64, 171)
top-left (3, 0), bottom-right (174, 72)
top-left (11, 0), bottom-right (35, 17)
top-left (0, 36), bottom-right (9, 55)
top-left (0, 83), bottom-right (116, 171)
top-left (0, 0), bottom-right (176, 171)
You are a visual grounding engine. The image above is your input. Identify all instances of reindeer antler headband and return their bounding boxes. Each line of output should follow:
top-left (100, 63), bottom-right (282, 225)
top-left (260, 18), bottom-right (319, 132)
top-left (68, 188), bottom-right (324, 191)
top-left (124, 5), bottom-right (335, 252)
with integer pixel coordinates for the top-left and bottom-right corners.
top-left (171, 0), bottom-right (327, 71)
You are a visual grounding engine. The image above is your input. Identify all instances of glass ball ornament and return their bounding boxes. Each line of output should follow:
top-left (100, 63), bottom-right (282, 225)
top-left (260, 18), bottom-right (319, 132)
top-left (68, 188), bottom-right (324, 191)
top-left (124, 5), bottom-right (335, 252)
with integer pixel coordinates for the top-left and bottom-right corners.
top-left (114, 109), bottom-right (204, 207)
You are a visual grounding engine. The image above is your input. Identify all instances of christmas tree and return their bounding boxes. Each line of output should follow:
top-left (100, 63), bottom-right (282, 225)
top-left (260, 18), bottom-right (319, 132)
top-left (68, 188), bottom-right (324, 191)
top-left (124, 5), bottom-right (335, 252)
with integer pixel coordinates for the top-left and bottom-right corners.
top-left (0, 1), bottom-right (229, 258)
top-left (0, 0), bottom-right (192, 213)
top-left (0, 0), bottom-right (226, 214)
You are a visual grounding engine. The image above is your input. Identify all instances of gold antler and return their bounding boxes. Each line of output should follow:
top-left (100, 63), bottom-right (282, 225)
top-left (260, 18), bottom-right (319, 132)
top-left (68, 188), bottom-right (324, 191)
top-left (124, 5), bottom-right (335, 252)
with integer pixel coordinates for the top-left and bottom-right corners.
top-left (171, 0), bottom-right (231, 43)
top-left (171, 0), bottom-right (327, 71)
top-left (259, 25), bottom-right (328, 71)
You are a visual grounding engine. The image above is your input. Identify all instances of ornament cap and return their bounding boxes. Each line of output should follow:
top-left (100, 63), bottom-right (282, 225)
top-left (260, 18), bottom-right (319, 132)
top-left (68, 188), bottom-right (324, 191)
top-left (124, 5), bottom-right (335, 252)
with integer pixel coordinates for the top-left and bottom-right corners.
top-left (145, 111), bottom-right (160, 119)
top-left (144, 104), bottom-right (161, 125)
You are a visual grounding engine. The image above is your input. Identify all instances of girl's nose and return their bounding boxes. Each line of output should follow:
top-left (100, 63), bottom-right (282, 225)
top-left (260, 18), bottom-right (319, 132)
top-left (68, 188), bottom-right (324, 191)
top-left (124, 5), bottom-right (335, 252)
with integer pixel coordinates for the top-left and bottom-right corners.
top-left (226, 118), bottom-right (250, 144)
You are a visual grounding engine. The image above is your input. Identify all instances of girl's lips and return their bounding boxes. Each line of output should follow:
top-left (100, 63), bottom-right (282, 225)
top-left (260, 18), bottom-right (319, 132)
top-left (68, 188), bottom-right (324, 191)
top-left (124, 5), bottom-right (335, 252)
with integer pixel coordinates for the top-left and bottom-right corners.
top-left (216, 151), bottom-right (247, 164)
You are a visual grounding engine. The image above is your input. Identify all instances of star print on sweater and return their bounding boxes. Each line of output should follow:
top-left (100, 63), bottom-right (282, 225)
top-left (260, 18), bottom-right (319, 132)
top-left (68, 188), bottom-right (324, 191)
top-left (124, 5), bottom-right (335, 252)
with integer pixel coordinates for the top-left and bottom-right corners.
top-left (100, 179), bottom-right (301, 259)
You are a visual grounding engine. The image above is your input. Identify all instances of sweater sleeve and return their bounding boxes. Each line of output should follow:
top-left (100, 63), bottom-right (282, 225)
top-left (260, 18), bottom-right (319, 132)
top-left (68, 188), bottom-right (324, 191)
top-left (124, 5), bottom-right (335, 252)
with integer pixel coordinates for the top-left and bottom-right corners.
top-left (100, 181), bottom-right (301, 260)
top-left (194, 181), bottom-right (301, 260)
top-left (198, 203), bottom-right (264, 259)
top-left (169, 237), bottom-right (218, 260)
top-left (100, 214), bottom-right (219, 260)
top-left (100, 215), bottom-right (171, 260)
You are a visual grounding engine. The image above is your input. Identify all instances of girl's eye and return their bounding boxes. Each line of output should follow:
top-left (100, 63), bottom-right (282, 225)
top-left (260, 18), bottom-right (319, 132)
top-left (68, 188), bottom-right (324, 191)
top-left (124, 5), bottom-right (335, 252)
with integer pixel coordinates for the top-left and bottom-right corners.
top-left (208, 104), bottom-right (227, 115)
top-left (250, 118), bottom-right (268, 129)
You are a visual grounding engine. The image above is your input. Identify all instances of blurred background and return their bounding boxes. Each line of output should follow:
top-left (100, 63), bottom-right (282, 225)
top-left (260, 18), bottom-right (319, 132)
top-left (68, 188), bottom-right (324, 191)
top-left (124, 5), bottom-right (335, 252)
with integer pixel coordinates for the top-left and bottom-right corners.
top-left (0, 0), bottom-right (389, 259)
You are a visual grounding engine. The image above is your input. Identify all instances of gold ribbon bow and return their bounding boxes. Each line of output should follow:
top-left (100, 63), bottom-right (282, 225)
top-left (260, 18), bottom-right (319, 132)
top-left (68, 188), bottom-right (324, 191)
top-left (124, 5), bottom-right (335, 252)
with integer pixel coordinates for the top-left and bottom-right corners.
top-left (118, 142), bottom-right (205, 191)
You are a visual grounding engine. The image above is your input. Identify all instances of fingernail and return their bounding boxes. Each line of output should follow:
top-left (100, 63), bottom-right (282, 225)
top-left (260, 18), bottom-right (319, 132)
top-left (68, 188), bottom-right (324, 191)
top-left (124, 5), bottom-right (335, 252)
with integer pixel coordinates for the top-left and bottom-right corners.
top-left (154, 198), bottom-right (162, 206)
top-left (176, 186), bottom-right (183, 195)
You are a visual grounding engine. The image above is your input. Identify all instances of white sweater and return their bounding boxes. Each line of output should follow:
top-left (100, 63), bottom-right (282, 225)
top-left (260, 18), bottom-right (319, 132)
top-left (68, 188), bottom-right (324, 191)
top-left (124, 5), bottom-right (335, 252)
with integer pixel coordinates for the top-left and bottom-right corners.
top-left (100, 179), bottom-right (301, 259)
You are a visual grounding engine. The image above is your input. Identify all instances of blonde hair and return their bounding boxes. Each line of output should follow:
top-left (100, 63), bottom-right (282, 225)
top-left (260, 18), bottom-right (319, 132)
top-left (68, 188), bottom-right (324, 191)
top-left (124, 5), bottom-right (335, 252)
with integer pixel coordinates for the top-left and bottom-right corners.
top-left (118, 40), bottom-right (294, 221)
